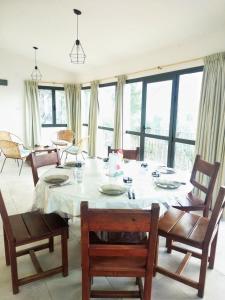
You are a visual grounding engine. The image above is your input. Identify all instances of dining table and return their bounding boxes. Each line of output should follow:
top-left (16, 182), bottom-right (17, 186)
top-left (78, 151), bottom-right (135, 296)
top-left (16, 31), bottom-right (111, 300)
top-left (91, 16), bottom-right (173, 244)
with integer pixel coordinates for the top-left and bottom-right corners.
top-left (32, 158), bottom-right (193, 219)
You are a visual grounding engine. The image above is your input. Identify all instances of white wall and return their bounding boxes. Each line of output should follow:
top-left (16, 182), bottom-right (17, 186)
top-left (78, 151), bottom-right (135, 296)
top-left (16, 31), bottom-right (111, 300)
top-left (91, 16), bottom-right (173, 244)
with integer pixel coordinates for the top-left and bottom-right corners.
top-left (0, 49), bottom-right (75, 142)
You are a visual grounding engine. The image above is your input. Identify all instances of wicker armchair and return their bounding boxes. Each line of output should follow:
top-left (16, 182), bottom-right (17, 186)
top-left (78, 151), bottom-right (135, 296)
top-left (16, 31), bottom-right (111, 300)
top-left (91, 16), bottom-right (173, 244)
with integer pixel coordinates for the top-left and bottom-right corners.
top-left (52, 129), bottom-right (74, 159)
top-left (0, 140), bottom-right (30, 175)
top-left (0, 131), bottom-right (24, 155)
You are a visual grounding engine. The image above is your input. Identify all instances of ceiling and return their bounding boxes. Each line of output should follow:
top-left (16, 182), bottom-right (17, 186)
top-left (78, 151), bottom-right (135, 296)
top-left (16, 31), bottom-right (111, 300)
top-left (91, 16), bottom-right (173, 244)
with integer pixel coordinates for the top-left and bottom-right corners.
top-left (1, 0), bottom-right (225, 82)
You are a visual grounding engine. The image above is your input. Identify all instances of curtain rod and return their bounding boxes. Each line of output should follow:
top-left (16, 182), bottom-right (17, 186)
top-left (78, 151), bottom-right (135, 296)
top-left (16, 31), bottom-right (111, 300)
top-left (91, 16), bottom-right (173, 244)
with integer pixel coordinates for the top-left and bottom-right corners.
top-left (81, 56), bottom-right (203, 85)
top-left (39, 56), bottom-right (203, 86)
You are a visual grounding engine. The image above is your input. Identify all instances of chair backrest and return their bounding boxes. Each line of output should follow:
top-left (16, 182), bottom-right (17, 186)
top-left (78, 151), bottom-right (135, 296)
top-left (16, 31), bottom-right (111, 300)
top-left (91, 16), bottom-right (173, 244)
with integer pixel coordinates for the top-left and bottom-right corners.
top-left (204, 186), bottom-right (225, 247)
top-left (0, 131), bottom-right (11, 141)
top-left (190, 154), bottom-right (220, 205)
top-left (81, 201), bottom-right (159, 278)
top-left (0, 140), bottom-right (21, 159)
top-left (30, 149), bottom-right (61, 186)
top-left (0, 131), bottom-right (23, 144)
top-left (57, 130), bottom-right (74, 143)
top-left (0, 190), bottom-right (14, 242)
top-left (108, 146), bottom-right (140, 160)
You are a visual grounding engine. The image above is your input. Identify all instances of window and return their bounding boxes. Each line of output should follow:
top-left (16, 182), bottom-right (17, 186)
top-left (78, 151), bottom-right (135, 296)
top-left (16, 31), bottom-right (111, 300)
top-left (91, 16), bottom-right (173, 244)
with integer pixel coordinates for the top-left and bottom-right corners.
top-left (174, 71), bottom-right (203, 170)
top-left (81, 88), bottom-right (91, 152)
top-left (123, 82), bottom-right (142, 149)
top-left (97, 85), bottom-right (116, 157)
top-left (122, 67), bottom-right (203, 170)
top-left (38, 86), bottom-right (67, 127)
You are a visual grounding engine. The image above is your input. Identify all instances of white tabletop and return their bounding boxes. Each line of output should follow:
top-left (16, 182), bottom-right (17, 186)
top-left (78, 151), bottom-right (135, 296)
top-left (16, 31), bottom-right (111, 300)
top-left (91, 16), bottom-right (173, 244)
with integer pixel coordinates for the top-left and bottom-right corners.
top-left (33, 158), bottom-right (193, 217)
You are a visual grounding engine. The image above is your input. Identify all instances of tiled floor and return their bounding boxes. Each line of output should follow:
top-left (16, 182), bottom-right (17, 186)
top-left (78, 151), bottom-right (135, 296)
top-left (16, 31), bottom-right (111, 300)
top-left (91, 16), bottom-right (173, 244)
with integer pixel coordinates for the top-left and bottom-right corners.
top-left (0, 157), bottom-right (225, 299)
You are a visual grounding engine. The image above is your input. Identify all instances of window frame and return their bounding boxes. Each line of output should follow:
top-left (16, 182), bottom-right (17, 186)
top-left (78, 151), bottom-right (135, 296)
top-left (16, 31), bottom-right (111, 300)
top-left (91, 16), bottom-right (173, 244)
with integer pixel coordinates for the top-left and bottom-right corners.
top-left (38, 85), bottom-right (67, 127)
top-left (124, 66), bottom-right (203, 166)
top-left (81, 84), bottom-right (116, 133)
top-left (81, 86), bottom-right (91, 133)
top-left (97, 82), bottom-right (116, 134)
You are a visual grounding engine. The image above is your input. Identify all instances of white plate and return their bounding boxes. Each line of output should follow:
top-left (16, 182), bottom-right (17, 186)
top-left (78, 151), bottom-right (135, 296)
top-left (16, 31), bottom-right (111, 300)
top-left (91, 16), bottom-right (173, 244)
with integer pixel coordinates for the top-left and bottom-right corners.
top-left (99, 184), bottom-right (126, 196)
top-left (155, 179), bottom-right (180, 189)
top-left (43, 175), bottom-right (69, 184)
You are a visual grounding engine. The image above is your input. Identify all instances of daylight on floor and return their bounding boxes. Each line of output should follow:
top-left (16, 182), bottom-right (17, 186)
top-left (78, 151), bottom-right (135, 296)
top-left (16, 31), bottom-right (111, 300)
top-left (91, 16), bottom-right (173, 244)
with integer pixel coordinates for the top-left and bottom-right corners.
top-left (0, 1), bottom-right (225, 299)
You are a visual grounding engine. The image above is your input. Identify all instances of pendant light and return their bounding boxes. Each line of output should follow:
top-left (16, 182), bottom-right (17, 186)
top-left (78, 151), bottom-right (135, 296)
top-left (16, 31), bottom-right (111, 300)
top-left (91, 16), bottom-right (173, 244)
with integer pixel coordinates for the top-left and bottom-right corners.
top-left (69, 9), bottom-right (86, 64)
top-left (31, 46), bottom-right (42, 81)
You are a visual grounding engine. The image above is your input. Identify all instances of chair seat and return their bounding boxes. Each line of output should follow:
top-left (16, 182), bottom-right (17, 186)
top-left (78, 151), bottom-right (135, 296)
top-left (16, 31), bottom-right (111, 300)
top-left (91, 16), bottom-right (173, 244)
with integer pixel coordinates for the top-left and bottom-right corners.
top-left (158, 208), bottom-right (209, 248)
top-left (52, 139), bottom-right (69, 146)
top-left (9, 212), bottom-right (68, 245)
top-left (64, 145), bottom-right (79, 155)
top-left (90, 256), bottom-right (146, 276)
top-left (173, 192), bottom-right (205, 210)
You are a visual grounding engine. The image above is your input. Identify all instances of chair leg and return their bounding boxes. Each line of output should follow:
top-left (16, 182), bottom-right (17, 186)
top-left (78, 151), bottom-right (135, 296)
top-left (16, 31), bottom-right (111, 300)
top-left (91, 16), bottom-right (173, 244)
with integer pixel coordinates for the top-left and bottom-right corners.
top-left (82, 270), bottom-right (90, 300)
top-left (198, 249), bottom-right (209, 298)
top-left (1, 157), bottom-right (7, 173)
top-left (61, 230), bottom-right (68, 277)
top-left (9, 246), bottom-right (19, 294)
top-left (49, 237), bottom-right (54, 252)
top-left (167, 238), bottom-right (172, 253)
top-left (3, 229), bottom-right (10, 265)
top-left (90, 276), bottom-right (93, 285)
top-left (137, 277), bottom-right (144, 300)
top-left (18, 160), bottom-right (23, 176)
top-left (153, 238), bottom-right (159, 276)
top-left (61, 150), bottom-right (65, 161)
top-left (203, 206), bottom-right (210, 218)
top-left (65, 152), bottom-right (68, 163)
top-left (209, 231), bottom-right (218, 269)
top-left (81, 151), bottom-right (85, 160)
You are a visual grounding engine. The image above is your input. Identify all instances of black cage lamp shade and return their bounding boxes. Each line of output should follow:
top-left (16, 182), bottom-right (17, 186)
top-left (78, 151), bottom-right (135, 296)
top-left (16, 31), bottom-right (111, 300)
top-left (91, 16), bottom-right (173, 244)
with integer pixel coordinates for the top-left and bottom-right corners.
top-left (31, 46), bottom-right (42, 81)
top-left (69, 9), bottom-right (86, 64)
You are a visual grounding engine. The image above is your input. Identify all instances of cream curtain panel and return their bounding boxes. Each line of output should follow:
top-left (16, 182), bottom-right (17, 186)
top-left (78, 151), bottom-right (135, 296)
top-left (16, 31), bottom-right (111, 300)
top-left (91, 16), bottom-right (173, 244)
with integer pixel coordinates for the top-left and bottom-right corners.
top-left (24, 80), bottom-right (41, 147)
top-left (88, 81), bottom-right (99, 157)
top-left (195, 52), bottom-right (225, 212)
top-left (113, 75), bottom-right (127, 148)
top-left (64, 84), bottom-right (81, 143)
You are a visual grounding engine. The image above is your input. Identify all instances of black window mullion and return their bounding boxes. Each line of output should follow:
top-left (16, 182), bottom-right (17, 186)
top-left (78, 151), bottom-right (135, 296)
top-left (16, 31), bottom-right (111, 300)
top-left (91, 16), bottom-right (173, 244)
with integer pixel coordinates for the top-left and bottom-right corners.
top-left (167, 75), bottom-right (179, 167)
top-left (98, 126), bottom-right (114, 131)
top-left (140, 81), bottom-right (146, 161)
top-left (52, 89), bottom-right (56, 125)
top-left (174, 138), bottom-right (195, 145)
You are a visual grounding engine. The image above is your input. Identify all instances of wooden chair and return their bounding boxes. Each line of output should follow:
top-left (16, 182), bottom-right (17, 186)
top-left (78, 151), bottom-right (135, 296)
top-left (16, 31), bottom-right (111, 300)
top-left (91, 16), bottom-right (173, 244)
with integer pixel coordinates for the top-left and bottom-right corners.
top-left (81, 201), bottom-right (159, 299)
top-left (0, 140), bottom-right (31, 175)
top-left (0, 190), bottom-right (68, 294)
top-left (30, 148), bottom-right (61, 186)
top-left (108, 146), bottom-right (140, 160)
top-left (173, 154), bottom-right (220, 217)
top-left (157, 186), bottom-right (225, 298)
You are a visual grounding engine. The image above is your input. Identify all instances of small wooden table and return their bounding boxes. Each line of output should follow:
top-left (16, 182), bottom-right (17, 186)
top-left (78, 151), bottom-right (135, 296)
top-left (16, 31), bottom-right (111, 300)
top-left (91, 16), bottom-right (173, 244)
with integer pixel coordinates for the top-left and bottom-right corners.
top-left (27, 146), bottom-right (58, 165)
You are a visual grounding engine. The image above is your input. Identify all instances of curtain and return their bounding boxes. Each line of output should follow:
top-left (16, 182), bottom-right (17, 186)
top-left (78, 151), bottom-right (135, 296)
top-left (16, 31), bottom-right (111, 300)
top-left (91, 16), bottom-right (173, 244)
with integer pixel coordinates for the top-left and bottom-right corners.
top-left (195, 52), bottom-right (225, 213)
top-left (24, 80), bottom-right (41, 147)
top-left (88, 81), bottom-right (99, 157)
top-left (113, 75), bottom-right (127, 148)
top-left (64, 84), bottom-right (81, 143)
